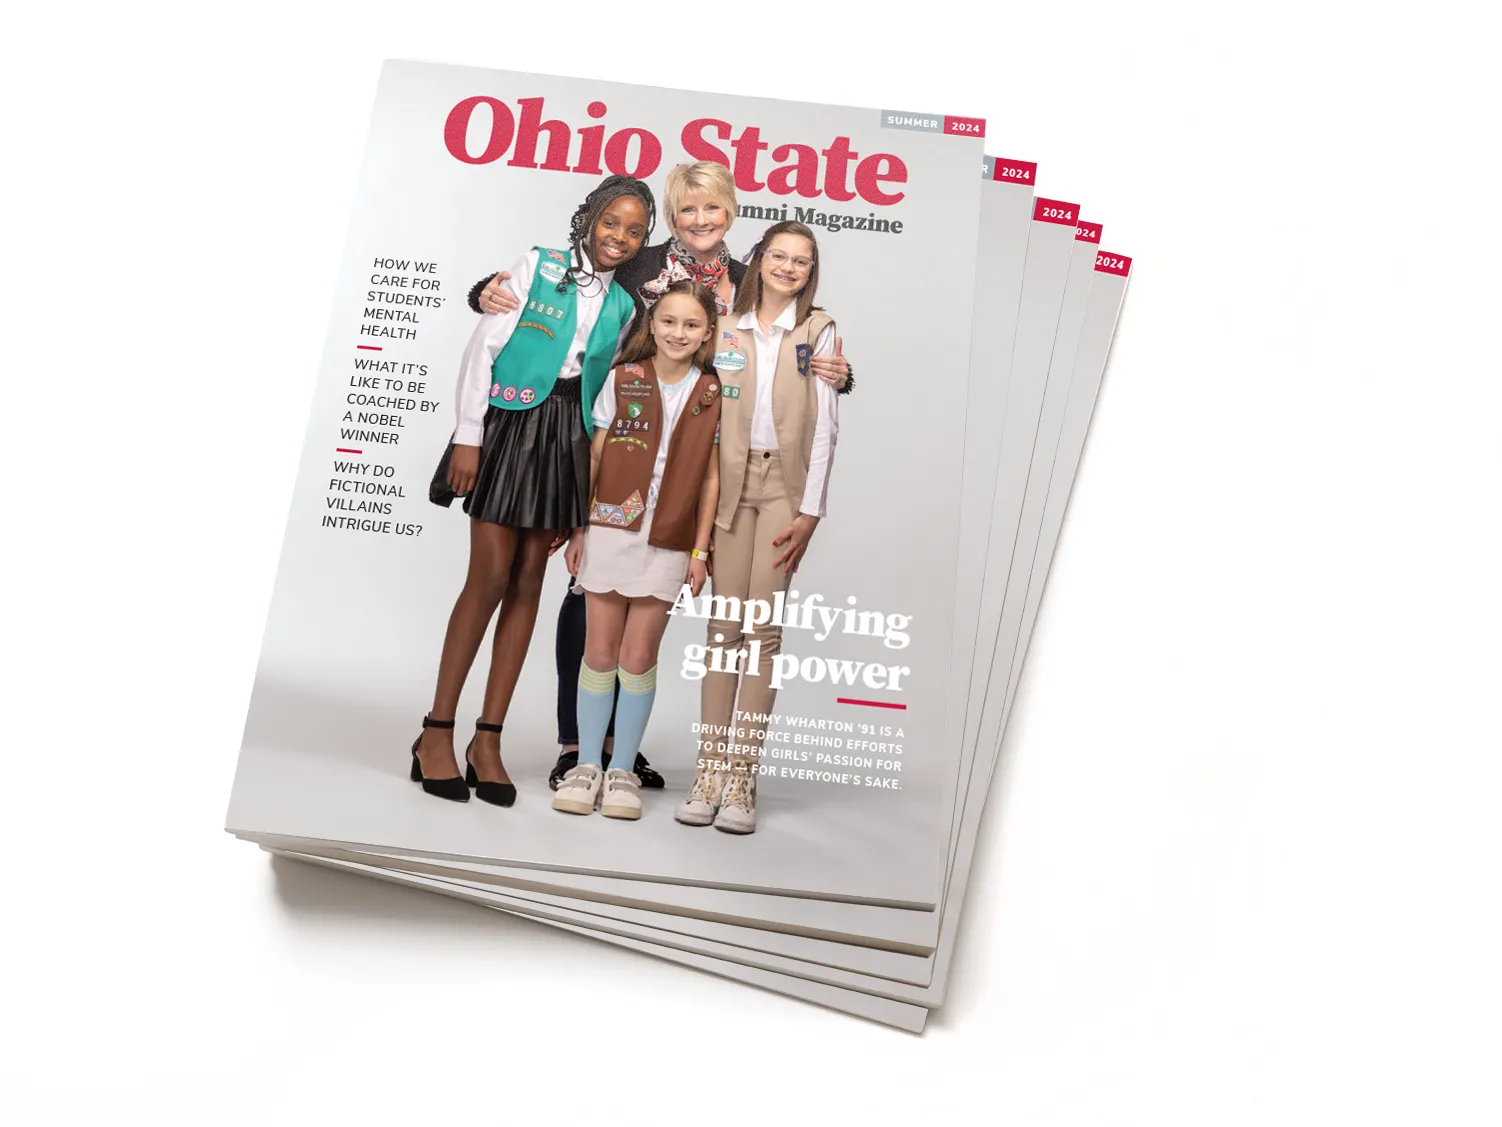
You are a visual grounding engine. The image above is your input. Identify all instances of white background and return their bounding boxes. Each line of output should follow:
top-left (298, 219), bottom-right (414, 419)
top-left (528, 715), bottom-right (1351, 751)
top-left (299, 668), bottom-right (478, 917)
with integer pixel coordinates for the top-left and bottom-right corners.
top-left (3, 2), bottom-right (1497, 1123)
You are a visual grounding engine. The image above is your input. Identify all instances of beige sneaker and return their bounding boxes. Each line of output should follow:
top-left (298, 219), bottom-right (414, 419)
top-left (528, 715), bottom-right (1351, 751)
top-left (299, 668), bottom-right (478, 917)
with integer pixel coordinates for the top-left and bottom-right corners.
top-left (674, 764), bottom-right (726, 826)
top-left (713, 768), bottom-right (757, 835)
top-left (552, 763), bottom-right (603, 815)
top-left (600, 768), bottom-right (643, 820)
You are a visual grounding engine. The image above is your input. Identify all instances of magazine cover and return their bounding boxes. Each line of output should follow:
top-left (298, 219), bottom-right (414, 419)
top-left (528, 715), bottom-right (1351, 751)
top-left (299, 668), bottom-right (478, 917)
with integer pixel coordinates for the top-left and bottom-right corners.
top-left (224, 60), bottom-right (985, 907)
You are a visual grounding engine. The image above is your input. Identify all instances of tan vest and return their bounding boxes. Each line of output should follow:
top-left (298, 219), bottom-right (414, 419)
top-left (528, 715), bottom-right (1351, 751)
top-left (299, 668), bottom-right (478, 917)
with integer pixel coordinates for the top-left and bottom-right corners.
top-left (589, 358), bottom-right (722, 552)
top-left (711, 309), bottom-right (833, 531)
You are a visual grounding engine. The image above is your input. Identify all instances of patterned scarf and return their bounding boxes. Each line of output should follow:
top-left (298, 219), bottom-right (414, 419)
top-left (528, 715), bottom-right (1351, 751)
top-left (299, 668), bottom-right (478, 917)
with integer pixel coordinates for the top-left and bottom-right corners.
top-left (668, 237), bottom-right (729, 289)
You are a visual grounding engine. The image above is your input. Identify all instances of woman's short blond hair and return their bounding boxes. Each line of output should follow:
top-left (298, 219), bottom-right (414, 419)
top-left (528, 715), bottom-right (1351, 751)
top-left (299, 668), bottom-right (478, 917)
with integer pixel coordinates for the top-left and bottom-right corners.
top-left (663, 161), bottom-right (738, 236)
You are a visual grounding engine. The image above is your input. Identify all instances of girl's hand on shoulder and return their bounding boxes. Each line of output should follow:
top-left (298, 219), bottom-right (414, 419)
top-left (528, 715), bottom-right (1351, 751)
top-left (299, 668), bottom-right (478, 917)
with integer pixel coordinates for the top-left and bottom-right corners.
top-left (448, 445), bottom-right (480, 495)
top-left (564, 527), bottom-right (586, 577)
top-left (772, 514), bottom-right (820, 574)
top-left (480, 272), bottom-right (520, 316)
top-left (809, 336), bottom-right (849, 390)
top-left (686, 556), bottom-right (709, 597)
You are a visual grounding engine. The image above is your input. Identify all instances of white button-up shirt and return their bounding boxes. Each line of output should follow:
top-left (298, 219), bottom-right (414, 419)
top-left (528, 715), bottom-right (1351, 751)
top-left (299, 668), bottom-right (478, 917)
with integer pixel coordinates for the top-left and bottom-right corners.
top-left (740, 306), bottom-right (839, 518)
top-left (452, 250), bottom-right (631, 447)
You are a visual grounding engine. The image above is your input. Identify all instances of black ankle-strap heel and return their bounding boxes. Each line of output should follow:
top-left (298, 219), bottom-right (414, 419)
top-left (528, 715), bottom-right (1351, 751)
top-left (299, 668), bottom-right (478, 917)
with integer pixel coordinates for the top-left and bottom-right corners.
top-left (410, 716), bottom-right (469, 802)
top-left (465, 720), bottom-right (517, 808)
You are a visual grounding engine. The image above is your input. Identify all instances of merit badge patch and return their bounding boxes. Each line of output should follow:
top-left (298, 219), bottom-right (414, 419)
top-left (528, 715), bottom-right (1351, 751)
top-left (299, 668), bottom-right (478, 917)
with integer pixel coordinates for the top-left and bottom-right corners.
top-left (519, 388), bottom-right (535, 404)
top-left (591, 490), bottom-right (646, 527)
top-left (714, 349), bottom-right (747, 372)
top-left (490, 382), bottom-right (502, 398)
top-left (796, 343), bottom-right (811, 376)
top-left (626, 402), bottom-right (642, 419)
top-left (501, 386), bottom-right (518, 402)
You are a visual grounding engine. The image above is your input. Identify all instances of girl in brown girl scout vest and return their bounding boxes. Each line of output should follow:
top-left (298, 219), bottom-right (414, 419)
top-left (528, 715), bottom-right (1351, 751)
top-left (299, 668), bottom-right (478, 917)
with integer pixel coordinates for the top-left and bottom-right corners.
top-left (552, 280), bottom-right (723, 820)
top-left (675, 220), bottom-right (843, 836)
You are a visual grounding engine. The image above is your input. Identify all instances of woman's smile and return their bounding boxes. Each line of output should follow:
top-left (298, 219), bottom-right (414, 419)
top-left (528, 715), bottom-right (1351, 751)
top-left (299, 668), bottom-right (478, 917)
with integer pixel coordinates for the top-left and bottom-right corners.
top-left (674, 191), bottom-right (729, 258)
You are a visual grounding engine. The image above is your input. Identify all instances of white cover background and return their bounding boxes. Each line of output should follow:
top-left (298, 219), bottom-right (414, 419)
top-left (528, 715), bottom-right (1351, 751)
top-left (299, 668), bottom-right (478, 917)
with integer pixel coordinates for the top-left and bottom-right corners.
top-left (2, 2), bottom-right (1497, 1124)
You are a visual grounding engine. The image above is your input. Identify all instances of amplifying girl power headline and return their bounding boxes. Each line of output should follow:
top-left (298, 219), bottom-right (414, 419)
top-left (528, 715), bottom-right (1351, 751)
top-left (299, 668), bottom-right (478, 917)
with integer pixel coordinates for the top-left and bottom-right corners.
top-left (670, 586), bottom-right (914, 691)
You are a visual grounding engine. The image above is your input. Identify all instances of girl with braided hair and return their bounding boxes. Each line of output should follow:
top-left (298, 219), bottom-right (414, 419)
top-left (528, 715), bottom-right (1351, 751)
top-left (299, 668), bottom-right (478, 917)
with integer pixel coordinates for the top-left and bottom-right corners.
top-left (409, 174), bottom-right (654, 807)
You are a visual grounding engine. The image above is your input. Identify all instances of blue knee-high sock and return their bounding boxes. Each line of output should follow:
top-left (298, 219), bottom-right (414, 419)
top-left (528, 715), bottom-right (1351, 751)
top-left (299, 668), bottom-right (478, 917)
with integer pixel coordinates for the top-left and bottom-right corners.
top-left (608, 666), bottom-right (657, 776)
top-left (576, 662), bottom-right (618, 769)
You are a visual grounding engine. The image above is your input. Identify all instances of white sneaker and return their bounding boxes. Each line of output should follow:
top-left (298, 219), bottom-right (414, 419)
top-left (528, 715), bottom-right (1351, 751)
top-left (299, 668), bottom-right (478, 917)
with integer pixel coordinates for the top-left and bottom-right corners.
top-left (713, 768), bottom-right (757, 835)
top-left (552, 763), bottom-right (603, 815)
top-left (674, 764), bottom-right (726, 826)
top-left (600, 768), bottom-right (643, 820)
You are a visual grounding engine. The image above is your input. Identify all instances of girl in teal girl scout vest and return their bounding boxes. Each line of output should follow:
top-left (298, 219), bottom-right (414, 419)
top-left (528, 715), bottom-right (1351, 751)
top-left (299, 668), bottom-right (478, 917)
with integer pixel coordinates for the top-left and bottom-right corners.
top-left (409, 175), bottom-right (656, 807)
top-left (552, 280), bottom-right (723, 821)
top-left (674, 221), bottom-right (844, 835)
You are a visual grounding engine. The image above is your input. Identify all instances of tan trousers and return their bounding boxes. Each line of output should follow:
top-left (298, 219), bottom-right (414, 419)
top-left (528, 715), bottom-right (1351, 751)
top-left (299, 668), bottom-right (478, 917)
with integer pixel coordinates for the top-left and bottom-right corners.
top-left (701, 451), bottom-right (797, 762)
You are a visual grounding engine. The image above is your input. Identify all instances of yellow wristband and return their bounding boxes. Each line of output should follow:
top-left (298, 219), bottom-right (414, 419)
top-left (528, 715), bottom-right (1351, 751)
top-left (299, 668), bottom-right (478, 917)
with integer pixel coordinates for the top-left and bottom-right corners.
top-left (690, 549), bottom-right (710, 561)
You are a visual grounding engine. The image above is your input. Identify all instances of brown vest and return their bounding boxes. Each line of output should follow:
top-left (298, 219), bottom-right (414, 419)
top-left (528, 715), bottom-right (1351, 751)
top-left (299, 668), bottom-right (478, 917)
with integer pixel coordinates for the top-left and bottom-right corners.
top-left (712, 309), bottom-right (834, 530)
top-left (589, 358), bottom-right (723, 551)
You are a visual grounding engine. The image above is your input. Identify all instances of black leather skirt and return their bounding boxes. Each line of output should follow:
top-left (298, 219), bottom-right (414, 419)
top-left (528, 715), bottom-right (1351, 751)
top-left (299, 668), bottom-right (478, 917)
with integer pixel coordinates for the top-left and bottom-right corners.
top-left (429, 377), bottom-right (591, 530)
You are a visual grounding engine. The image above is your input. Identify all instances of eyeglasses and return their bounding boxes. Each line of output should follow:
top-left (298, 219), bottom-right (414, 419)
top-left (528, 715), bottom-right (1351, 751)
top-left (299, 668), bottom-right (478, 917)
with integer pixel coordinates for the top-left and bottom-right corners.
top-left (763, 249), bottom-right (814, 272)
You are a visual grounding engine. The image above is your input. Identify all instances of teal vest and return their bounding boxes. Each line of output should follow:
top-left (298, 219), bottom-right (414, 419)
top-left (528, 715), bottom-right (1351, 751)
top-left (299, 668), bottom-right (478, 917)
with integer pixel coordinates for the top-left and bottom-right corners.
top-left (488, 247), bottom-right (635, 435)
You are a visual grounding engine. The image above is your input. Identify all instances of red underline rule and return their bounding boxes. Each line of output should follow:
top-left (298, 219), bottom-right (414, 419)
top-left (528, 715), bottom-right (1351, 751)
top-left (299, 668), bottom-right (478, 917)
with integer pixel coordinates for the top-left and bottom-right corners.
top-left (336, 448), bottom-right (363, 454)
top-left (837, 698), bottom-right (908, 710)
top-left (356, 345), bottom-right (383, 351)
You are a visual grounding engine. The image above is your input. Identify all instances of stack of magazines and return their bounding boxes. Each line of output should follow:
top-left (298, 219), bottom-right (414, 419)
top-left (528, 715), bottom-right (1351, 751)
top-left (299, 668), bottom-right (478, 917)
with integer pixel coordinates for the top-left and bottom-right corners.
top-left (224, 59), bottom-right (1133, 1032)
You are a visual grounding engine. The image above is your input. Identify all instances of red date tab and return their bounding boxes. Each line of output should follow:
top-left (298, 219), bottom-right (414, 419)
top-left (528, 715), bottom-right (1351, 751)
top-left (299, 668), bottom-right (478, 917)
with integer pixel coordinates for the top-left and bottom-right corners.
top-left (943, 115), bottom-right (986, 137)
top-left (1075, 221), bottom-right (1102, 244)
top-left (992, 158), bottom-right (1037, 184)
top-left (1034, 198), bottom-right (1079, 225)
top-left (1094, 251), bottom-right (1132, 277)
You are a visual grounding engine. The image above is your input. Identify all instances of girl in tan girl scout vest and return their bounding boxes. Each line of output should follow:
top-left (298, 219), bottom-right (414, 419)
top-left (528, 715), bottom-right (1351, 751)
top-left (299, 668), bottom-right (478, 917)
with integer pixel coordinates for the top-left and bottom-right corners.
top-left (675, 220), bottom-right (842, 836)
top-left (552, 280), bottom-right (723, 820)
top-left (407, 175), bottom-right (654, 808)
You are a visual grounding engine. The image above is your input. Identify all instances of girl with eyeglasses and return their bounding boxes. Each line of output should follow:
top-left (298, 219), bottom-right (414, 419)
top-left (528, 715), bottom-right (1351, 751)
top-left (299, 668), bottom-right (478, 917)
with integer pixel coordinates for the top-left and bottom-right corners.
top-left (674, 220), bottom-right (843, 835)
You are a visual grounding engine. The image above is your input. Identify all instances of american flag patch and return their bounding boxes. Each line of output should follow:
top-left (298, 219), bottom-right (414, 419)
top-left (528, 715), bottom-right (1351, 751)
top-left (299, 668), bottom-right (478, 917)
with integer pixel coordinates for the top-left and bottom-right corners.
top-left (722, 331), bottom-right (737, 343)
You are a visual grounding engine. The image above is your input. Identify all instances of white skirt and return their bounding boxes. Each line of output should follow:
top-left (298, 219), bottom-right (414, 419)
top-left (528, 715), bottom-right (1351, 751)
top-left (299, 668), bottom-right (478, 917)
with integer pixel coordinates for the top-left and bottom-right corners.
top-left (575, 505), bottom-right (692, 603)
